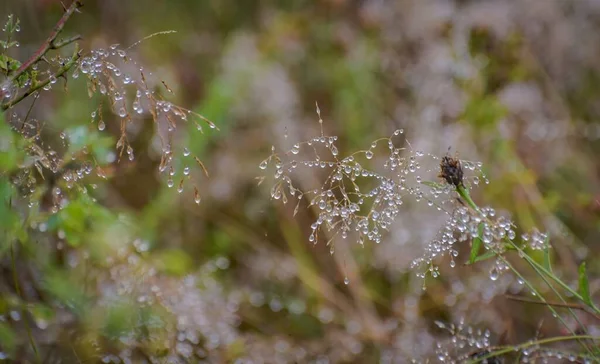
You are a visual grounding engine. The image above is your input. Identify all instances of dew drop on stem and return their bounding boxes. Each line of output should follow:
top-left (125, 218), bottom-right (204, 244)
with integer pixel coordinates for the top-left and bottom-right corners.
top-left (489, 266), bottom-right (499, 281)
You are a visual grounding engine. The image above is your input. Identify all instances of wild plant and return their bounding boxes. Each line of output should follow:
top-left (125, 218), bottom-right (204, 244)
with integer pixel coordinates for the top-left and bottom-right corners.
top-left (261, 109), bottom-right (600, 362)
top-left (0, 2), bottom-right (217, 361)
top-left (1, 1), bottom-right (213, 213)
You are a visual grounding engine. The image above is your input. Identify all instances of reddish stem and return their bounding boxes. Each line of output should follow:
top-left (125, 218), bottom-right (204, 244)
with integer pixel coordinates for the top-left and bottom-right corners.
top-left (10, 0), bottom-right (83, 83)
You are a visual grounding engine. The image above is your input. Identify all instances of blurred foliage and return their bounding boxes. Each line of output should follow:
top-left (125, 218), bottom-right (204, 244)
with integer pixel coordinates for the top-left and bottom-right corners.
top-left (1, 0), bottom-right (600, 362)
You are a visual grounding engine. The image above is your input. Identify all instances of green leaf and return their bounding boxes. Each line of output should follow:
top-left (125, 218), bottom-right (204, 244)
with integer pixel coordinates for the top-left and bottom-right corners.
top-left (542, 237), bottom-right (552, 272)
top-left (465, 250), bottom-right (497, 265)
top-left (578, 262), bottom-right (592, 306)
top-left (0, 54), bottom-right (8, 70)
top-left (468, 223), bottom-right (485, 264)
top-left (0, 55), bottom-right (21, 73)
top-left (469, 238), bottom-right (482, 264)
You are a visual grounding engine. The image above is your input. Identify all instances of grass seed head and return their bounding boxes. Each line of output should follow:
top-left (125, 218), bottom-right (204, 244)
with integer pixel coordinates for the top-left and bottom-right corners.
top-left (439, 153), bottom-right (464, 188)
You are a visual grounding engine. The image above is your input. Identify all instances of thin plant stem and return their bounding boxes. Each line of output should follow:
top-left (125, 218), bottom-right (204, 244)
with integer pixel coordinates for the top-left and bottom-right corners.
top-left (2, 44), bottom-right (81, 111)
top-left (456, 184), bottom-right (596, 355)
top-left (8, 0), bottom-right (82, 83)
top-left (505, 294), bottom-right (600, 321)
top-left (467, 335), bottom-right (600, 363)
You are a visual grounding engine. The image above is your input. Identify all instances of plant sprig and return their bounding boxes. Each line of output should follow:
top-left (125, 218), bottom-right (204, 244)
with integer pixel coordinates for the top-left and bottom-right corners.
top-left (1, 0), bottom-right (83, 110)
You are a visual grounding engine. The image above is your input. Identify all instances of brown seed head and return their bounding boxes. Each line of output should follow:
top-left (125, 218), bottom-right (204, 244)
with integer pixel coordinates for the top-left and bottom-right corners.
top-left (439, 154), bottom-right (464, 188)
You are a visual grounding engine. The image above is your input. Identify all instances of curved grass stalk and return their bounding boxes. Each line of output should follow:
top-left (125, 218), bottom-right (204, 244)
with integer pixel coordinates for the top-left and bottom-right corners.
top-left (456, 185), bottom-right (597, 357)
top-left (467, 335), bottom-right (600, 363)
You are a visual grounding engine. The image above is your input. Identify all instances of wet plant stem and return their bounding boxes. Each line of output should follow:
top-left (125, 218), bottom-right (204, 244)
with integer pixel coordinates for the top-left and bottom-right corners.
top-left (456, 184), bottom-right (597, 355)
top-left (467, 335), bottom-right (600, 363)
top-left (456, 184), bottom-right (599, 312)
top-left (1, 44), bottom-right (81, 111)
top-left (9, 0), bottom-right (82, 84)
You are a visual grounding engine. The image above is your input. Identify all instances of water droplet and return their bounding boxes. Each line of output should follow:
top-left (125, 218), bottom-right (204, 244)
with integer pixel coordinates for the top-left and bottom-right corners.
top-left (97, 120), bottom-right (106, 131)
top-left (344, 276), bottom-right (350, 285)
top-left (183, 148), bottom-right (190, 157)
top-left (365, 151), bottom-right (373, 159)
top-left (194, 187), bottom-right (201, 204)
top-left (330, 145), bottom-right (338, 156)
top-left (489, 266), bottom-right (499, 281)
top-left (259, 160), bottom-right (268, 170)
top-left (118, 107), bottom-right (127, 118)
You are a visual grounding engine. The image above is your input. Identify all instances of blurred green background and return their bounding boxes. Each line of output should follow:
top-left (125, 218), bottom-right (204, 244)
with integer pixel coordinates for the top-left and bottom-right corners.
top-left (2, 0), bottom-right (600, 362)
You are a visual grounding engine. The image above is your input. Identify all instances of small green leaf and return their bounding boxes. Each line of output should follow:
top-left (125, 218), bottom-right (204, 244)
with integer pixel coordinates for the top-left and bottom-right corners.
top-left (469, 238), bottom-right (482, 264)
top-left (542, 237), bottom-right (552, 272)
top-left (578, 262), bottom-right (592, 306)
top-left (0, 54), bottom-right (8, 70)
top-left (465, 250), bottom-right (497, 265)
top-left (468, 223), bottom-right (485, 264)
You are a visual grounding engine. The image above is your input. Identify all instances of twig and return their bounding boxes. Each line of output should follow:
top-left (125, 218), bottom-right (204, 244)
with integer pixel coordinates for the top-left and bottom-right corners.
top-left (505, 294), bottom-right (600, 321)
top-left (19, 92), bottom-right (39, 131)
top-left (51, 34), bottom-right (82, 50)
top-left (9, 0), bottom-right (83, 84)
top-left (2, 44), bottom-right (81, 111)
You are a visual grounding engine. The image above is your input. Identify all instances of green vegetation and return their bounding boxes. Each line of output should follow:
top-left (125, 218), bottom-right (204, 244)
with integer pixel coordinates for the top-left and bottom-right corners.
top-left (1, 0), bottom-right (600, 362)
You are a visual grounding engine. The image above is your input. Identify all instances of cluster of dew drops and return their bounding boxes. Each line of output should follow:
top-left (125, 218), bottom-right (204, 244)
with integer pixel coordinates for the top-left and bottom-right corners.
top-left (261, 126), bottom-right (421, 251)
top-left (411, 197), bottom-right (553, 286)
top-left (259, 106), bottom-right (491, 267)
top-left (431, 319), bottom-right (493, 364)
top-left (430, 319), bottom-right (594, 363)
top-left (254, 105), bottom-right (557, 290)
top-left (55, 43), bottom-right (217, 205)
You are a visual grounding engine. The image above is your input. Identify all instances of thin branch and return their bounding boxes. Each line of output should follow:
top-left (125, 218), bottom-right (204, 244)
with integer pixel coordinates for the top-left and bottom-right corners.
top-left (9, 0), bottom-right (83, 84)
top-left (51, 34), bottom-right (82, 50)
top-left (19, 92), bottom-right (39, 131)
top-left (505, 294), bottom-right (600, 321)
top-left (2, 44), bottom-right (81, 111)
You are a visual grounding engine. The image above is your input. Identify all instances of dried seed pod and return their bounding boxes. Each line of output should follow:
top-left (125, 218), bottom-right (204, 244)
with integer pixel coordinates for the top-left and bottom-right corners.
top-left (439, 153), bottom-right (464, 188)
